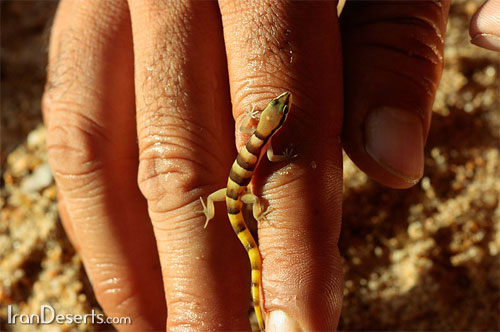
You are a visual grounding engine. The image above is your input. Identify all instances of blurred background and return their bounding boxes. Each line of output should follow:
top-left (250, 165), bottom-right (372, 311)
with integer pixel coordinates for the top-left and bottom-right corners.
top-left (1, 1), bottom-right (499, 331)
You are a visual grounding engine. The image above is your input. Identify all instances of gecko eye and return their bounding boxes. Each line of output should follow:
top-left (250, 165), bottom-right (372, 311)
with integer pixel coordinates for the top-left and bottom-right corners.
top-left (282, 105), bottom-right (289, 115)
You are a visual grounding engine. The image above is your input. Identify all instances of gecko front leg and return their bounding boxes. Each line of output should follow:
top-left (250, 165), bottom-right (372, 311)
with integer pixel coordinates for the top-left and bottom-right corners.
top-left (239, 105), bottom-right (260, 134)
top-left (266, 142), bottom-right (297, 162)
top-left (199, 188), bottom-right (226, 228)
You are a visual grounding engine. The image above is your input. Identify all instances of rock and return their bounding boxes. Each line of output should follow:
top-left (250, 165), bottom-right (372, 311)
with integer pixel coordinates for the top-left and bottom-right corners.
top-left (20, 162), bottom-right (53, 194)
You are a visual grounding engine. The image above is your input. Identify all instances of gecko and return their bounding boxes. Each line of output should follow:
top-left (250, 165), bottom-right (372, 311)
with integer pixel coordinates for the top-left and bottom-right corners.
top-left (200, 91), bottom-right (294, 332)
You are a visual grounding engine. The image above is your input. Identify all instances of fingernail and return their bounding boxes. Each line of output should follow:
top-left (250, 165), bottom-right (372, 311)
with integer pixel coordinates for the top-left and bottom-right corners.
top-left (471, 33), bottom-right (500, 52)
top-left (267, 310), bottom-right (302, 332)
top-left (365, 107), bottom-right (424, 184)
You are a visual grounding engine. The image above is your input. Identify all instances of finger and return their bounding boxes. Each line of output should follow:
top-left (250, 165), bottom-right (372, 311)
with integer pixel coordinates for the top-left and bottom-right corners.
top-left (43, 0), bottom-right (166, 329)
top-left (219, 1), bottom-right (344, 331)
top-left (57, 192), bottom-right (80, 252)
top-left (341, 1), bottom-right (450, 189)
top-left (470, 0), bottom-right (500, 51)
top-left (127, 1), bottom-right (252, 330)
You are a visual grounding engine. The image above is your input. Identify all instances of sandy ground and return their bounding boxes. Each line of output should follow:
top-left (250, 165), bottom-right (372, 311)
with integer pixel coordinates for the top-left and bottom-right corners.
top-left (1, 1), bottom-right (499, 331)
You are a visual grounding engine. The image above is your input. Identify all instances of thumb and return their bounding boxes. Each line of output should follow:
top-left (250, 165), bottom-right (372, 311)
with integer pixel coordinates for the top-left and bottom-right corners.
top-left (340, 1), bottom-right (450, 188)
top-left (470, 0), bottom-right (500, 52)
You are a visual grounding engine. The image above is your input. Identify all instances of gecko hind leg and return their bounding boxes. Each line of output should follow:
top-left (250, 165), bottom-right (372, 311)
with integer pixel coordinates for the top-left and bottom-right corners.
top-left (199, 188), bottom-right (226, 228)
top-left (241, 193), bottom-right (270, 223)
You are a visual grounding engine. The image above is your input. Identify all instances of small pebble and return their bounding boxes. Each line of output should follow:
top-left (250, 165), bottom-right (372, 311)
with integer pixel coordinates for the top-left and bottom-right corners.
top-left (20, 162), bottom-right (53, 194)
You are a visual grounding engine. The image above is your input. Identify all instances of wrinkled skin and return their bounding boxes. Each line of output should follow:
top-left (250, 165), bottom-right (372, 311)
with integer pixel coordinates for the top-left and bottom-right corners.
top-left (42, 0), bottom-right (499, 331)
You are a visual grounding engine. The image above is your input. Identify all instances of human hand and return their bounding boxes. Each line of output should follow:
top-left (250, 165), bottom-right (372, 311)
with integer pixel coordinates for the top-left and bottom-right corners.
top-left (42, 1), bottom-right (496, 331)
top-left (44, 1), bottom-right (342, 330)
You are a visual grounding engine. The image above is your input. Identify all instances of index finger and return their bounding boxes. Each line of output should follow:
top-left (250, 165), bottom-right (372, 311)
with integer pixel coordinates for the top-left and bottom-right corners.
top-left (219, 1), bottom-right (344, 330)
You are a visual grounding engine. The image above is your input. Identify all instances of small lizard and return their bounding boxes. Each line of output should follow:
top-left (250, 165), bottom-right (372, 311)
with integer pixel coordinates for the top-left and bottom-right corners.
top-left (200, 91), bottom-right (294, 332)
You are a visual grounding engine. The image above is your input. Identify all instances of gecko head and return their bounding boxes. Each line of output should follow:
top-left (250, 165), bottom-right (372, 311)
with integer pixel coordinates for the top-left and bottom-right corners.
top-left (273, 91), bottom-right (291, 116)
top-left (273, 91), bottom-right (291, 130)
top-left (256, 92), bottom-right (292, 137)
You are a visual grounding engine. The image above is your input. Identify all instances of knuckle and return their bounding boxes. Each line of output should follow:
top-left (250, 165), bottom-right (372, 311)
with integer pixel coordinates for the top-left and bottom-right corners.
top-left (262, 239), bottom-right (342, 324)
top-left (386, 14), bottom-right (444, 65)
top-left (45, 102), bottom-right (108, 190)
top-left (136, 103), bottom-right (229, 215)
top-left (137, 151), bottom-right (200, 214)
top-left (343, 7), bottom-right (446, 114)
top-left (343, 2), bottom-right (446, 73)
top-left (232, 81), bottom-right (287, 114)
top-left (137, 130), bottom-right (209, 215)
top-left (92, 274), bottom-right (137, 314)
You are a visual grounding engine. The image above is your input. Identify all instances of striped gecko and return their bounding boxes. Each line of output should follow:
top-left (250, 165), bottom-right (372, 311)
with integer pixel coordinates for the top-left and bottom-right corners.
top-left (200, 91), bottom-right (293, 332)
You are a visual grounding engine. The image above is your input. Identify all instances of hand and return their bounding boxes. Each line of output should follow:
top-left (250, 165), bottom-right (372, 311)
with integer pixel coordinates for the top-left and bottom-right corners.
top-left (42, 1), bottom-right (497, 331)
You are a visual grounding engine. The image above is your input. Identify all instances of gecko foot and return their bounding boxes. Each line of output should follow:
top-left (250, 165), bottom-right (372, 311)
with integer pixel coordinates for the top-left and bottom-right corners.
top-left (282, 147), bottom-right (298, 160)
top-left (256, 206), bottom-right (272, 223)
top-left (246, 105), bottom-right (260, 120)
top-left (198, 197), bottom-right (211, 228)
